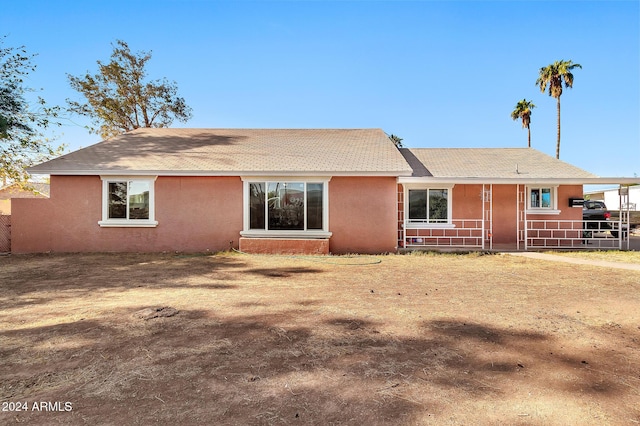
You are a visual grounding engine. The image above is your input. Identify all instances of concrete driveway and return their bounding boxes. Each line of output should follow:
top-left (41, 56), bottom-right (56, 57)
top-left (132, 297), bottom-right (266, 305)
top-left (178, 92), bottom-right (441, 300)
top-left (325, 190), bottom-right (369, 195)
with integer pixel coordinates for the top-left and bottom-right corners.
top-left (508, 233), bottom-right (640, 271)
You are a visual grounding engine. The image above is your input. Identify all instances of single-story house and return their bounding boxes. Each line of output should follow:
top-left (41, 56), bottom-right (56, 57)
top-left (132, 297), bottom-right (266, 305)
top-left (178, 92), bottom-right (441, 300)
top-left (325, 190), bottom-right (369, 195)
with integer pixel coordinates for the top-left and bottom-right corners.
top-left (12, 128), bottom-right (639, 254)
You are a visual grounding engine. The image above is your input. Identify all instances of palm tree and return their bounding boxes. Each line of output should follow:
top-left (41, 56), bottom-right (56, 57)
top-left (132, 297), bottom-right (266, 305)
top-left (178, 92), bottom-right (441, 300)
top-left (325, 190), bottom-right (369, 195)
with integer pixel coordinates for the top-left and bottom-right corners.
top-left (388, 134), bottom-right (404, 148)
top-left (536, 60), bottom-right (582, 159)
top-left (511, 99), bottom-right (536, 147)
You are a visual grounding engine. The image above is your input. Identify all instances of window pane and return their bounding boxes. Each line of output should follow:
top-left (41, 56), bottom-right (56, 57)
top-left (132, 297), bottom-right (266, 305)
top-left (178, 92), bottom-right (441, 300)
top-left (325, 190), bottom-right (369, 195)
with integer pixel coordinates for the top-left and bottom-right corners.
top-left (541, 188), bottom-right (551, 208)
top-left (268, 182), bottom-right (304, 230)
top-left (530, 189), bottom-right (540, 208)
top-left (408, 190), bottom-right (427, 220)
top-left (249, 183), bottom-right (265, 229)
top-left (307, 183), bottom-right (323, 230)
top-left (128, 181), bottom-right (150, 219)
top-left (429, 189), bottom-right (448, 222)
top-left (108, 182), bottom-right (127, 219)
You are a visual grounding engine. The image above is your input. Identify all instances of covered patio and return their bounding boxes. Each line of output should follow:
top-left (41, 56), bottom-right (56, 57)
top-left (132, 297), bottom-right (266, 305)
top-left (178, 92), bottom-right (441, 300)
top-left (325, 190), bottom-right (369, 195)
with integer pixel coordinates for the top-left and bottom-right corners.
top-left (397, 148), bottom-right (639, 252)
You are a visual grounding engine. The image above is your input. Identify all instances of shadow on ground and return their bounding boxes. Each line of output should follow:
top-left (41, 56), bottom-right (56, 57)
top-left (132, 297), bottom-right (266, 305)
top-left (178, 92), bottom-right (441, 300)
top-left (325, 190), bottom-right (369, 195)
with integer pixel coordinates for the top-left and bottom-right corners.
top-left (1, 253), bottom-right (639, 424)
top-left (1, 306), bottom-right (637, 425)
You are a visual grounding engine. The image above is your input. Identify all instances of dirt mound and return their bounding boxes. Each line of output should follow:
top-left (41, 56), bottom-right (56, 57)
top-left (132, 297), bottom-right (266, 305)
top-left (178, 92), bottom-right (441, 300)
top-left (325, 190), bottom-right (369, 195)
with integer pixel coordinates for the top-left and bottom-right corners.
top-left (133, 306), bottom-right (179, 320)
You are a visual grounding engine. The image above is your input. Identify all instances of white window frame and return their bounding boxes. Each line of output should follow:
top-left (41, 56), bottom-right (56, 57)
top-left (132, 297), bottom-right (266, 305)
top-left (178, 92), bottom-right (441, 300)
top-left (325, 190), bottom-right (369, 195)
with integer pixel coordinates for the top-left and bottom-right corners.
top-left (526, 185), bottom-right (560, 215)
top-left (404, 184), bottom-right (455, 229)
top-left (99, 176), bottom-right (158, 227)
top-left (240, 177), bottom-right (332, 238)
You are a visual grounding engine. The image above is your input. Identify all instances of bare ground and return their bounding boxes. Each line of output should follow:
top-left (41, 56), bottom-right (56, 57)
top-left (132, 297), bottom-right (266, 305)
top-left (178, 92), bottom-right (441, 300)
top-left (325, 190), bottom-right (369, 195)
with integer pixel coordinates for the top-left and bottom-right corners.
top-left (1, 252), bottom-right (639, 425)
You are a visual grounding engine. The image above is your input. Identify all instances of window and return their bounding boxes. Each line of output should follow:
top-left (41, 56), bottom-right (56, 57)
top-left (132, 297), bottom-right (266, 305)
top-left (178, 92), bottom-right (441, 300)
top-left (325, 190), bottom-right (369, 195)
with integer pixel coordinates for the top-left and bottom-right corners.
top-left (243, 179), bottom-right (330, 236)
top-left (527, 186), bottom-right (559, 213)
top-left (408, 188), bottom-right (449, 224)
top-left (530, 187), bottom-right (551, 208)
top-left (99, 177), bottom-right (157, 227)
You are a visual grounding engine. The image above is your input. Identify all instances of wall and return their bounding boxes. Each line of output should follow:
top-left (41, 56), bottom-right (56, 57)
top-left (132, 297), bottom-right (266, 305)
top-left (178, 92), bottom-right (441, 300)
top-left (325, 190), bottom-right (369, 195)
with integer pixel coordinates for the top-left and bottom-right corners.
top-left (452, 184), bottom-right (484, 221)
top-left (329, 176), bottom-right (398, 254)
top-left (12, 175), bottom-right (399, 254)
top-left (491, 184), bottom-right (518, 244)
top-left (12, 175), bottom-right (243, 253)
top-left (397, 183), bottom-right (584, 248)
top-left (239, 238), bottom-right (329, 255)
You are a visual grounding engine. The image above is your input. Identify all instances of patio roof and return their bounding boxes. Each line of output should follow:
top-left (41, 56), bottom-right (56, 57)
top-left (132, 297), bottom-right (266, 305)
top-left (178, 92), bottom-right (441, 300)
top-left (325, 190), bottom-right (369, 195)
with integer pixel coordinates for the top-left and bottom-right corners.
top-left (399, 148), bottom-right (639, 184)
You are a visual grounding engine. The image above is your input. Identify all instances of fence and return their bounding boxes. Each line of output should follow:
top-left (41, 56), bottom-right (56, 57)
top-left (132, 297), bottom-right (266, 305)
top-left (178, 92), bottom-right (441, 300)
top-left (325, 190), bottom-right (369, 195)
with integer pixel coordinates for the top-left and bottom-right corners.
top-left (0, 215), bottom-right (10, 253)
top-left (403, 219), bottom-right (486, 249)
top-left (400, 218), bottom-right (627, 251)
top-left (525, 219), bottom-right (626, 250)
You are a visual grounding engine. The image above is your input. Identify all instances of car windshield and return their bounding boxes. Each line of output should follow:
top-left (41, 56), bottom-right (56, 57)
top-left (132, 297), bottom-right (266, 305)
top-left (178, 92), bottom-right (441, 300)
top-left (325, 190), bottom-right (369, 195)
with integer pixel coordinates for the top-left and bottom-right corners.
top-left (585, 201), bottom-right (604, 209)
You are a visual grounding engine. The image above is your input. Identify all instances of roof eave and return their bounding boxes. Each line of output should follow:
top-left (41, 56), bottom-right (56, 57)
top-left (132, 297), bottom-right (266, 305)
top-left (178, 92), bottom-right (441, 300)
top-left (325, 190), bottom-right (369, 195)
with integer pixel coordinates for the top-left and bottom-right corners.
top-left (397, 177), bottom-right (640, 185)
top-left (29, 169), bottom-right (414, 178)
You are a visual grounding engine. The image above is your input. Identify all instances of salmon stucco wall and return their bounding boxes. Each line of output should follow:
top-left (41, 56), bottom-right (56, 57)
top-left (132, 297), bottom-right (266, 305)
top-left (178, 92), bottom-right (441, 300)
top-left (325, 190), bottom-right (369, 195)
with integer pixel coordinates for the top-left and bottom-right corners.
top-left (451, 184), bottom-right (484, 221)
top-left (490, 185), bottom-right (518, 244)
top-left (563, 185), bottom-right (585, 220)
top-left (12, 175), bottom-right (243, 253)
top-left (329, 176), bottom-right (398, 254)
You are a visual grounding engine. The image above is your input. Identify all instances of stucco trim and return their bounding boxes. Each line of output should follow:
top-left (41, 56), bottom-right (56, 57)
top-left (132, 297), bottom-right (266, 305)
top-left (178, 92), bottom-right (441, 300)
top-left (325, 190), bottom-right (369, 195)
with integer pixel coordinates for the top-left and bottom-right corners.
top-left (526, 185), bottom-right (559, 211)
top-left (240, 231), bottom-right (333, 239)
top-left (525, 209), bottom-right (561, 216)
top-left (98, 220), bottom-right (159, 227)
top-left (240, 176), bottom-right (333, 182)
top-left (100, 176), bottom-right (158, 227)
top-left (404, 223), bottom-right (456, 230)
top-left (402, 183), bottom-right (455, 227)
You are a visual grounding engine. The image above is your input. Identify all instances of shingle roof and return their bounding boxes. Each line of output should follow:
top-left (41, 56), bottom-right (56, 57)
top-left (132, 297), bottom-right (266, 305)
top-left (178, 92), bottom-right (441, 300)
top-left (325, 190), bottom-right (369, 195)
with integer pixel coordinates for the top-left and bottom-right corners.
top-left (29, 128), bottom-right (414, 176)
top-left (401, 148), bottom-right (598, 179)
top-left (0, 182), bottom-right (50, 198)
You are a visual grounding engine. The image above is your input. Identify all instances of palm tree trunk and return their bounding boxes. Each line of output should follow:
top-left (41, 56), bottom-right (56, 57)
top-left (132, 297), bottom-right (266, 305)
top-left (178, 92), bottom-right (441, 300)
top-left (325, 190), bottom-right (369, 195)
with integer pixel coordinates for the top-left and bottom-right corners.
top-left (556, 96), bottom-right (561, 159)
top-left (527, 126), bottom-right (531, 148)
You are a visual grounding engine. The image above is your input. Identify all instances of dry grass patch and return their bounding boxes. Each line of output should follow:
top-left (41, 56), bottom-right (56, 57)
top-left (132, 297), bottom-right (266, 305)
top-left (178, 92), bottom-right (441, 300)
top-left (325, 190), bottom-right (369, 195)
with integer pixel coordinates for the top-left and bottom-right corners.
top-left (1, 252), bottom-right (639, 425)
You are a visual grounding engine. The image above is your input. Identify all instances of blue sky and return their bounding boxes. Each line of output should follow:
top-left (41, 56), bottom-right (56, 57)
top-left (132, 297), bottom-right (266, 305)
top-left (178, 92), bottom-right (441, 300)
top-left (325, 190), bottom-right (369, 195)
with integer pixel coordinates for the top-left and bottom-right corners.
top-left (3, 0), bottom-right (639, 179)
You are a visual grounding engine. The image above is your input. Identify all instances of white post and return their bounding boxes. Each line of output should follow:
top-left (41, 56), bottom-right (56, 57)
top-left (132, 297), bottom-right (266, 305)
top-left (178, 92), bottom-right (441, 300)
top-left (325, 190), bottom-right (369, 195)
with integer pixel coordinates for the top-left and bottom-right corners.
top-left (516, 184), bottom-right (520, 251)
top-left (523, 185), bottom-right (528, 251)
top-left (619, 185), bottom-right (623, 250)
top-left (626, 189), bottom-right (631, 251)
top-left (490, 184), bottom-right (493, 251)
top-left (482, 184), bottom-right (486, 250)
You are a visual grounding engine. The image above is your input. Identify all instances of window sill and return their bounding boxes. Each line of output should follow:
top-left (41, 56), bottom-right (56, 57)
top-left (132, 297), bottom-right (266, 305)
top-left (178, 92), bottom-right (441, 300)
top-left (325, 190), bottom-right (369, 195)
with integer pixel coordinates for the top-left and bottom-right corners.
top-left (240, 230), bottom-right (332, 239)
top-left (405, 223), bottom-right (455, 229)
top-left (525, 209), bottom-right (561, 216)
top-left (99, 220), bottom-right (159, 228)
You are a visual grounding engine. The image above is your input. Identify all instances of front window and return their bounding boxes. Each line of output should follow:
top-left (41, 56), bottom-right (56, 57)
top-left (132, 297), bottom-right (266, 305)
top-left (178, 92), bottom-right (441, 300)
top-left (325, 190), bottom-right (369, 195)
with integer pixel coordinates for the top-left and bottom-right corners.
top-left (245, 180), bottom-right (327, 233)
top-left (100, 177), bottom-right (157, 227)
top-left (268, 182), bottom-right (305, 230)
top-left (530, 188), bottom-right (551, 208)
top-left (528, 187), bottom-right (556, 210)
top-left (408, 188), bottom-right (449, 223)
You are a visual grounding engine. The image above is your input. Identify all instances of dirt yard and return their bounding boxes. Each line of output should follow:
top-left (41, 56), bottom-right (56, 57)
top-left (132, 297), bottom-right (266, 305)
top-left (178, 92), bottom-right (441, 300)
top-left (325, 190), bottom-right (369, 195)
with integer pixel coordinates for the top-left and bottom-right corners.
top-left (1, 252), bottom-right (639, 425)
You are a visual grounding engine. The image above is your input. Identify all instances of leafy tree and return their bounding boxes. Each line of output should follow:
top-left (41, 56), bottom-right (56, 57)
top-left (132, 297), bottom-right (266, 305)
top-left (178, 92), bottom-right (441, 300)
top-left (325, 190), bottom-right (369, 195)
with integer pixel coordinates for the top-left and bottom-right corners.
top-left (535, 60), bottom-right (581, 159)
top-left (67, 40), bottom-right (193, 140)
top-left (389, 134), bottom-right (404, 148)
top-left (0, 36), bottom-right (64, 186)
top-left (511, 99), bottom-right (536, 148)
